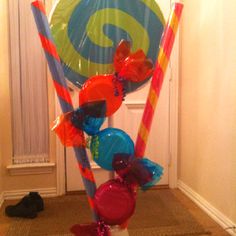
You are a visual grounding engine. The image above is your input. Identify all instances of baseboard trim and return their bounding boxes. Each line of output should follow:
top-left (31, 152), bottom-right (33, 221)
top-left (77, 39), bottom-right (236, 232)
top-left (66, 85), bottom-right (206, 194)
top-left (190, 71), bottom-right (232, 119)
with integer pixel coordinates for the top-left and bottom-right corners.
top-left (178, 180), bottom-right (236, 236)
top-left (3, 187), bottom-right (57, 200)
top-left (0, 192), bottom-right (4, 208)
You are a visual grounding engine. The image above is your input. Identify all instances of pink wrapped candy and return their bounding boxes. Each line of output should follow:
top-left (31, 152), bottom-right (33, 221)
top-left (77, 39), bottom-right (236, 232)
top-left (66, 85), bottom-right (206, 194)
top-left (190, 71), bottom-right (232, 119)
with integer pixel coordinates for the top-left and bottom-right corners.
top-left (94, 179), bottom-right (136, 226)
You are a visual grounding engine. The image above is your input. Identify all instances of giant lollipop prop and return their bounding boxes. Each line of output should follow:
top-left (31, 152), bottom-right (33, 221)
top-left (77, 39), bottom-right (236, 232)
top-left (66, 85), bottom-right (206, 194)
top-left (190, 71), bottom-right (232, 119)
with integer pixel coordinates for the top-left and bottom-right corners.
top-left (31, 0), bottom-right (183, 235)
top-left (50, 0), bottom-right (165, 93)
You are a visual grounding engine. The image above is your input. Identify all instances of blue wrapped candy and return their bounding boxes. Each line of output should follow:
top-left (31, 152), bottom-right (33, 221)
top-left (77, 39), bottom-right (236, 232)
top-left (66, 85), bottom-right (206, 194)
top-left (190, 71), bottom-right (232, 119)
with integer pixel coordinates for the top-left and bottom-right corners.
top-left (90, 128), bottom-right (134, 170)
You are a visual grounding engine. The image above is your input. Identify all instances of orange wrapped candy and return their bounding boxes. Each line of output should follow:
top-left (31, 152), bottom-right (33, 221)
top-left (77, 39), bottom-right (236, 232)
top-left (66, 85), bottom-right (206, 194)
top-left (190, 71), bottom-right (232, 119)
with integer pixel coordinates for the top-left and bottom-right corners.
top-left (79, 74), bottom-right (123, 117)
top-left (51, 112), bottom-right (85, 147)
top-left (114, 40), bottom-right (154, 83)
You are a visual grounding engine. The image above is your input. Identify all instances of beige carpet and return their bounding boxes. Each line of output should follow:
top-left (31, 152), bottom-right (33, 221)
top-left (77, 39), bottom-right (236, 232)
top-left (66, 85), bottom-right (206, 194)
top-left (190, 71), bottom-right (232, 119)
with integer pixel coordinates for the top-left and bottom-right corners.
top-left (6, 190), bottom-right (210, 236)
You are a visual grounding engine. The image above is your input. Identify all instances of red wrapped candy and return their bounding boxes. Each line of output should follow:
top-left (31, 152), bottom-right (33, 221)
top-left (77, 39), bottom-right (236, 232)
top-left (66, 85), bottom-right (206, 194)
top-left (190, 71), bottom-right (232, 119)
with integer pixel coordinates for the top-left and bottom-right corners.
top-left (94, 179), bottom-right (136, 226)
top-left (114, 40), bottom-right (154, 82)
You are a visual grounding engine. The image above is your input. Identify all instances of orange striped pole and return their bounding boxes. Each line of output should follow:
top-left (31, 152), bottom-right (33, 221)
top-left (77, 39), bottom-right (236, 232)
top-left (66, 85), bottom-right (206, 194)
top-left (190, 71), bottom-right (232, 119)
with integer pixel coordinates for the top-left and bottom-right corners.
top-left (135, 3), bottom-right (183, 158)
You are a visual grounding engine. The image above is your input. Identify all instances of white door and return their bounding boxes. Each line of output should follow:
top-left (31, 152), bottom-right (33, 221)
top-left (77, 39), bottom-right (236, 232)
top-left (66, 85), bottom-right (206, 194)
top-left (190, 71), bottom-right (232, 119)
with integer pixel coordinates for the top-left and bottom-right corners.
top-left (65, 0), bottom-right (173, 191)
top-left (113, 75), bottom-right (170, 185)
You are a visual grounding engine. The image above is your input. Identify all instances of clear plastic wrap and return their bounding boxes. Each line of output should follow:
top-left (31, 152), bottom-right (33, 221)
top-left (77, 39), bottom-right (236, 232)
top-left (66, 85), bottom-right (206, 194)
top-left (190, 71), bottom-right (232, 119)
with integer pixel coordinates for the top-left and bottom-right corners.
top-left (50, 0), bottom-right (165, 93)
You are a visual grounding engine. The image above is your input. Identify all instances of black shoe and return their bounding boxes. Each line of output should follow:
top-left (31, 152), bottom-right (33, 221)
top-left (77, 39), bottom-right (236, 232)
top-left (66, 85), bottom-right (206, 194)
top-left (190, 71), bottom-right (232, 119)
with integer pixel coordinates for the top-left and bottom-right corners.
top-left (5, 195), bottom-right (37, 219)
top-left (28, 192), bottom-right (44, 212)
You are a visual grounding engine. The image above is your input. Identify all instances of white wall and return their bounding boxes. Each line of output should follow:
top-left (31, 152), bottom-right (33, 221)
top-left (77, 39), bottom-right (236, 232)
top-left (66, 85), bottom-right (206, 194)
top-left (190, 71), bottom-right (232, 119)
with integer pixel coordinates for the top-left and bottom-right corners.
top-left (179, 0), bottom-right (236, 224)
top-left (0, 149), bottom-right (2, 198)
top-left (0, 0), bottom-right (57, 194)
top-left (0, 0), bottom-right (9, 197)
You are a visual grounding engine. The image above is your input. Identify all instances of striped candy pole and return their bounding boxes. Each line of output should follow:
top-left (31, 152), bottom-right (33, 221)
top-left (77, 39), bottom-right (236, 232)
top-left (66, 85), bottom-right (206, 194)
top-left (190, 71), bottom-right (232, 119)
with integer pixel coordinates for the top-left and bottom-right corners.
top-left (135, 3), bottom-right (183, 158)
top-left (31, 1), bottom-right (99, 221)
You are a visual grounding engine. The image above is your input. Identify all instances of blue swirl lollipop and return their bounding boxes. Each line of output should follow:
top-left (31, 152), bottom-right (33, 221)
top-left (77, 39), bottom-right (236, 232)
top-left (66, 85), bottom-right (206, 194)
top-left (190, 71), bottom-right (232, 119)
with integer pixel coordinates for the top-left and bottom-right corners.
top-left (50, 0), bottom-right (165, 92)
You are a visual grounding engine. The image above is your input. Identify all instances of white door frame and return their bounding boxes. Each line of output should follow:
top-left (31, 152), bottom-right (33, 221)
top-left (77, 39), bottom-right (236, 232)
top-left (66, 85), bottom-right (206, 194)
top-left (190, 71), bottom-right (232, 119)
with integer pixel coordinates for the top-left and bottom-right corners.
top-left (168, 31), bottom-right (180, 189)
top-left (55, 33), bottom-right (180, 194)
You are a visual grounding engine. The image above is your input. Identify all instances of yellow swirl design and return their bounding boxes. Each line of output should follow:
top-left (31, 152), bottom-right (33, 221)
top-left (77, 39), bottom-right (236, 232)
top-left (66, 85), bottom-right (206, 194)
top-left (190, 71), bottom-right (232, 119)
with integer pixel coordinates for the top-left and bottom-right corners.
top-left (141, 0), bottom-right (165, 26)
top-left (86, 9), bottom-right (149, 53)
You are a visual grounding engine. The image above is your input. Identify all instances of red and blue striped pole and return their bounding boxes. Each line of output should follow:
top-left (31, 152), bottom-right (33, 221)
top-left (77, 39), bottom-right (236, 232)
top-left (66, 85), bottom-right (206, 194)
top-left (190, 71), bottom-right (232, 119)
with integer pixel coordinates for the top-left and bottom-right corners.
top-left (31, 1), bottom-right (99, 221)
